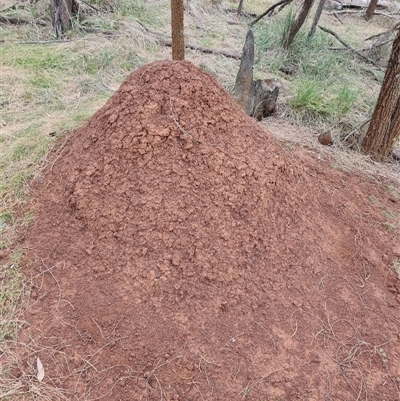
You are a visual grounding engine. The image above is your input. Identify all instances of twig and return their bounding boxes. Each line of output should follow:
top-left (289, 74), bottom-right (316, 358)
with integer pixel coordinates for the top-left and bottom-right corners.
top-left (251, 0), bottom-right (293, 26)
top-left (364, 21), bottom-right (400, 41)
top-left (169, 96), bottom-right (218, 147)
top-left (318, 25), bottom-right (377, 65)
top-left (252, 319), bottom-right (276, 348)
top-left (79, 0), bottom-right (101, 12)
top-left (91, 318), bottom-right (105, 339)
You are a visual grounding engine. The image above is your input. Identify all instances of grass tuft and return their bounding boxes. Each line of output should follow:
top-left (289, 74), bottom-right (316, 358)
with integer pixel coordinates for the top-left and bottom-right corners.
top-left (253, 7), bottom-right (379, 132)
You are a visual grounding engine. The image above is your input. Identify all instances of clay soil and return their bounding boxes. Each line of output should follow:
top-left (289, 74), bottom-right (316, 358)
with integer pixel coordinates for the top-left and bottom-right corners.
top-left (12, 60), bottom-right (400, 400)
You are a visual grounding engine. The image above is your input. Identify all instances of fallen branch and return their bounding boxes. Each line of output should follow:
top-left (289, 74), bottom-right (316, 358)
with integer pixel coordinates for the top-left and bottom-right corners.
top-left (0, 39), bottom-right (73, 45)
top-left (365, 21), bottom-right (400, 41)
top-left (161, 38), bottom-right (241, 59)
top-left (0, 14), bottom-right (47, 26)
top-left (136, 21), bottom-right (241, 60)
top-left (225, 8), bottom-right (257, 18)
top-left (318, 25), bottom-right (377, 65)
top-left (78, 0), bottom-right (101, 12)
top-left (327, 9), bottom-right (399, 17)
top-left (251, 0), bottom-right (293, 26)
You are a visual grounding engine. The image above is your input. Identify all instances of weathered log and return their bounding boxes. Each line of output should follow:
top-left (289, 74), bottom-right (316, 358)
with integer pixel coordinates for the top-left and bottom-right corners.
top-left (0, 14), bottom-right (47, 25)
top-left (232, 29), bottom-right (280, 120)
top-left (232, 30), bottom-right (255, 115)
top-left (252, 79), bottom-right (279, 120)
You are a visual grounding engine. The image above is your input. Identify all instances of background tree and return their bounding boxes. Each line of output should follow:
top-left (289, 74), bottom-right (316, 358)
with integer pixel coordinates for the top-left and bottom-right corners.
top-left (362, 28), bottom-right (400, 160)
top-left (237, 0), bottom-right (245, 15)
top-left (308, 0), bottom-right (326, 37)
top-left (365, 0), bottom-right (379, 20)
top-left (50, 0), bottom-right (77, 39)
top-left (171, 0), bottom-right (185, 60)
top-left (283, 0), bottom-right (314, 49)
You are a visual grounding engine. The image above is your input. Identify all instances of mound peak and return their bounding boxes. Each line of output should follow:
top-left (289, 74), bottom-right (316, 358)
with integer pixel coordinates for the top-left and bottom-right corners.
top-left (19, 60), bottom-right (400, 400)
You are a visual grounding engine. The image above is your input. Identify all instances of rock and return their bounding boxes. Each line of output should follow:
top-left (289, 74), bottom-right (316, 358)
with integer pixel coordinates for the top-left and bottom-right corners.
top-left (318, 132), bottom-right (333, 146)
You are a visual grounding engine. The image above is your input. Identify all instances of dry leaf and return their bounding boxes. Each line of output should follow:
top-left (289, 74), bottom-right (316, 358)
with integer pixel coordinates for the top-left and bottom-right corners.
top-left (37, 357), bottom-right (45, 382)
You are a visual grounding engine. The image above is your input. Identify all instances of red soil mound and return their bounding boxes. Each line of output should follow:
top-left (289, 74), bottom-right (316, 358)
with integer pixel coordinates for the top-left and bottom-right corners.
top-left (18, 60), bottom-right (400, 400)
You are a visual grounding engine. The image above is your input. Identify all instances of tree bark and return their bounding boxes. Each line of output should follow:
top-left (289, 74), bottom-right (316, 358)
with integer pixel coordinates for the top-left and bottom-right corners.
top-left (362, 28), bottom-right (400, 161)
top-left (365, 0), bottom-right (379, 20)
top-left (283, 0), bottom-right (314, 49)
top-left (233, 30), bottom-right (255, 115)
top-left (50, 0), bottom-right (74, 39)
top-left (171, 0), bottom-right (185, 60)
top-left (308, 0), bottom-right (326, 37)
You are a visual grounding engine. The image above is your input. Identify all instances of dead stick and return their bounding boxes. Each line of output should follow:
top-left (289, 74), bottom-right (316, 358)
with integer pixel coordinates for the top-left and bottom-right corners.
top-left (318, 25), bottom-right (376, 65)
top-left (251, 0), bottom-right (292, 26)
top-left (161, 38), bottom-right (241, 59)
top-left (364, 21), bottom-right (400, 41)
top-left (78, 0), bottom-right (101, 12)
top-left (0, 14), bottom-right (47, 26)
top-left (1, 39), bottom-right (73, 45)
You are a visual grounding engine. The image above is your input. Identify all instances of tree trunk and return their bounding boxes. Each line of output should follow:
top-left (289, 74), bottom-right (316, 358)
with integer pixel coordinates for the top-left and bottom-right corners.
top-left (171, 0), bottom-right (185, 60)
top-left (237, 0), bottom-right (245, 15)
top-left (50, 0), bottom-right (74, 39)
top-left (362, 28), bottom-right (400, 161)
top-left (365, 0), bottom-right (379, 20)
top-left (283, 0), bottom-right (314, 49)
top-left (308, 0), bottom-right (326, 37)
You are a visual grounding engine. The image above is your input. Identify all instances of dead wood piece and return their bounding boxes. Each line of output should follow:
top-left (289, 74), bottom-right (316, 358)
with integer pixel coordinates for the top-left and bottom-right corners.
top-left (161, 38), bottom-right (240, 59)
top-left (232, 29), bottom-right (255, 115)
top-left (252, 79), bottom-right (280, 120)
top-left (232, 29), bottom-right (280, 119)
top-left (225, 8), bottom-right (257, 18)
top-left (10, 39), bottom-right (73, 44)
top-left (135, 21), bottom-right (240, 60)
top-left (0, 14), bottom-right (47, 26)
top-left (365, 22), bottom-right (400, 41)
top-left (251, 0), bottom-right (293, 26)
top-left (318, 25), bottom-right (377, 65)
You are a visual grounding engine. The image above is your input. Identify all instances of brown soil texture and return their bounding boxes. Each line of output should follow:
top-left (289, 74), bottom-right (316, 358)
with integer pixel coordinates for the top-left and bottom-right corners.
top-left (17, 60), bottom-right (400, 400)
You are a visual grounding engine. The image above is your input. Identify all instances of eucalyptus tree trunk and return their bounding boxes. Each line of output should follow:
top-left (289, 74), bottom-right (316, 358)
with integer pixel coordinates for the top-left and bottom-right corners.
top-left (365, 0), bottom-right (379, 20)
top-left (283, 0), bottom-right (314, 49)
top-left (362, 28), bottom-right (400, 160)
top-left (308, 0), bottom-right (326, 37)
top-left (171, 0), bottom-right (185, 60)
top-left (50, 0), bottom-right (75, 38)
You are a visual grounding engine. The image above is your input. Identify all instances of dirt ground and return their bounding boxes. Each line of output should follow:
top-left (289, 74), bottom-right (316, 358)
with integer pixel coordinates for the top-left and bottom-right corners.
top-left (12, 60), bottom-right (400, 400)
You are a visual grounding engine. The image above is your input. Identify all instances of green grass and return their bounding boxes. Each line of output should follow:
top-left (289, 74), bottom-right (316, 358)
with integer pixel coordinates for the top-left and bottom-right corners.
top-left (0, 252), bottom-right (23, 341)
top-left (253, 7), bottom-right (377, 130)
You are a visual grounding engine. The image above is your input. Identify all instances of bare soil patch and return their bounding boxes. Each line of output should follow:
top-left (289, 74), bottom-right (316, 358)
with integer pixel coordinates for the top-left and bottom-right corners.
top-left (14, 60), bottom-right (400, 400)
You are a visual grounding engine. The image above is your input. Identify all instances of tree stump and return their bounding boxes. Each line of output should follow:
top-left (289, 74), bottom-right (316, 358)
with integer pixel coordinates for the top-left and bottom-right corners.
top-left (232, 29), bottom-right (280, 120)
top-left (50, 0), bottom-right (78, 38)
